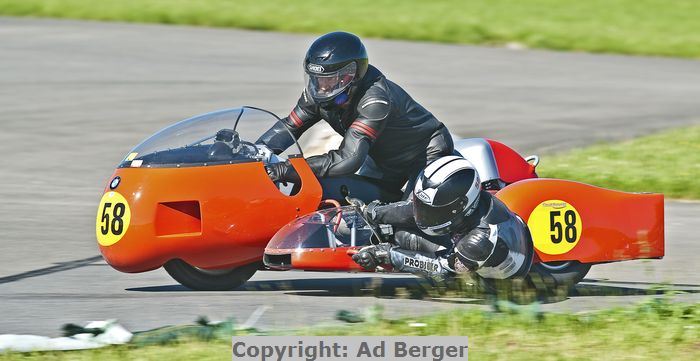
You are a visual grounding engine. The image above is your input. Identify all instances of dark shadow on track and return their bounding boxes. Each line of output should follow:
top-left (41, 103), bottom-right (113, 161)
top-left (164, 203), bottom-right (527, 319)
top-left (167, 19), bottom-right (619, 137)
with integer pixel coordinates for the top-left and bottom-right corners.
top-left (581, 278), bottom-right (700, 288)
top-left (0, 255), bottom-right (104, 285)
top-left (572, 279), bottom-right (700, 297)
top-left (572, 284), bottom-right (663, 297)
top-left (245, 277), bottom-right (452, 301)
top-left (128, 276), bottom-right (443, 299)
top-left (127, 276), bottom-right (700, 306)
top-left (126, 285), bottom-right (192, 292)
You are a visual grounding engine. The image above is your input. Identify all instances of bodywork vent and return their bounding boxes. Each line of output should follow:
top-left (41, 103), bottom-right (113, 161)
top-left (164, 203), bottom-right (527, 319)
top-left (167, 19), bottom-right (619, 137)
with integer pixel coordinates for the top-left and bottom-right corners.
top-left (155, 201), bottom-right (202, 237)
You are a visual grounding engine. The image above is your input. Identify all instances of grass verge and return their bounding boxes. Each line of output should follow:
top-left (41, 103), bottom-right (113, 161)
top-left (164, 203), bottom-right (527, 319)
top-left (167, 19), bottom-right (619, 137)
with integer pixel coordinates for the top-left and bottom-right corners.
top-left (1, 0), bottom-right (700, 58)
top-left (537, 124), bottom-right (700, 199)
top-left (2, 298), bottom-right (699, 360)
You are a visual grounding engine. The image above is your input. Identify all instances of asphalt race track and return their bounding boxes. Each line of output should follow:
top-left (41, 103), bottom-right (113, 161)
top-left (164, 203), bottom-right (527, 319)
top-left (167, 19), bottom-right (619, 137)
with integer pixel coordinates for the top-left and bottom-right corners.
top-left (1, 17), bottom-right (700, 335)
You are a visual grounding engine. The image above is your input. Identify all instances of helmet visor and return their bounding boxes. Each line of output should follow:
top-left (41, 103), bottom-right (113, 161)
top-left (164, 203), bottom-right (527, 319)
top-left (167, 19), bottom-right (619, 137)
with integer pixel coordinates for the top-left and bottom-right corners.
top-left (305, 62), bottom-right (356, 101)
top-left (413, 195), bottom-right (467, 236)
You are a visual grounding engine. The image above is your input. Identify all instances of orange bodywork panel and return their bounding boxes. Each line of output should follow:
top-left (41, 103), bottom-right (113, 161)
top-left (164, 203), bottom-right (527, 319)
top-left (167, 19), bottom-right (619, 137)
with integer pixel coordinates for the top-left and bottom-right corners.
top-left (98, 157), bottom-right (322, 273)
top-left (496, 179), bottom-right (664, 264)
top-left (265, 247), bottom-right (366, 271)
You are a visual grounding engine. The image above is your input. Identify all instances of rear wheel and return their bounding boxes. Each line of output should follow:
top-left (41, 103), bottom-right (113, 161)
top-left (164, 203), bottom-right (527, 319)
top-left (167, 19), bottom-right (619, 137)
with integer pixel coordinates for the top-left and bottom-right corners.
top-left (474, 261), bottom-right (591, 301)
top-left (526, 261), bottom-right (591, 297)
top-left (164, 259), bottom-right (260, 291)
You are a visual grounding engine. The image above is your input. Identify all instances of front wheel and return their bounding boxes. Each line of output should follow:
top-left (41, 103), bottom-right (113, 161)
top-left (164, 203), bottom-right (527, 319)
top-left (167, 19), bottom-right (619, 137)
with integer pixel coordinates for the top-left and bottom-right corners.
top-left (164, 259), bottom-right (260, 291)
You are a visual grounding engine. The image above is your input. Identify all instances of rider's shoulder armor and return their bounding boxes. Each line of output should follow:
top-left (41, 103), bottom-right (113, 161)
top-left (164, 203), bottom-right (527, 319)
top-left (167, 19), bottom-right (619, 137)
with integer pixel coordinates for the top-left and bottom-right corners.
top-left (452, 191), bottom-right (533, 279)
top-left (355, 67), bottom-right (391, 120)
top-left (357, 91), bottom-right (391, 121)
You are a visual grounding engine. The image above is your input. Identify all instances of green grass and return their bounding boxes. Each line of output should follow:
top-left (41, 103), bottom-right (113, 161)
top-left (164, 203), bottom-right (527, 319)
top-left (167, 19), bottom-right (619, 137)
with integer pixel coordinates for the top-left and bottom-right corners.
top-left (305, 299), bottom-right (700, 361)
top-left (2, 299), bottom-right (699, 361)
top-left (537, 124), bottom-right (700, 199)
top-left (1, 0), bottom-right (700, 58)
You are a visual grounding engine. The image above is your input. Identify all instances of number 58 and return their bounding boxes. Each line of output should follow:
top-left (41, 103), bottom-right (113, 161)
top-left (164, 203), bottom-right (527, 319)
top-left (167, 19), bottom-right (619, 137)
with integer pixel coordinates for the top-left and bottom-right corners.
top-left (100, 202), bottom-right (126, 236)
top-left (550, 210), bottom-right (577, 244)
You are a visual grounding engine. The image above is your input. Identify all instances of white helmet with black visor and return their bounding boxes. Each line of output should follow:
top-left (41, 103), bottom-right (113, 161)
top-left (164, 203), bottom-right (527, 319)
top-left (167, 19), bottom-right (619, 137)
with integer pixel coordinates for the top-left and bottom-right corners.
top-left (412, 156), bottom-right (482, 236)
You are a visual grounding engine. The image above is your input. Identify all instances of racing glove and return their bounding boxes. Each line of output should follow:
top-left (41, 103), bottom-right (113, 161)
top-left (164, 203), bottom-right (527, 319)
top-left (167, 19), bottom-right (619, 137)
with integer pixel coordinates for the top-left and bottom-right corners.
top-left (346, 199), bottom-right (382, 223)
top-left (351, 243), bottom-right (393, 271)
top-left (362, 200), bottom-right (383, 223)
top-left (265, 161), bottom-right (301, 184)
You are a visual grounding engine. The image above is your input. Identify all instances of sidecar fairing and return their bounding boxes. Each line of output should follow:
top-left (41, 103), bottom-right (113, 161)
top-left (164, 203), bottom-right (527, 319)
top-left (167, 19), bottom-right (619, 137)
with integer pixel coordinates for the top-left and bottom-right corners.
top-left (264, 206), bottom-right (377, 271)
top-left (96, 107), bottom-right (322, 273)
top-left (264, 182), bottom-right (664, 273)
top-left (496, 179), bottom-right (664, 264)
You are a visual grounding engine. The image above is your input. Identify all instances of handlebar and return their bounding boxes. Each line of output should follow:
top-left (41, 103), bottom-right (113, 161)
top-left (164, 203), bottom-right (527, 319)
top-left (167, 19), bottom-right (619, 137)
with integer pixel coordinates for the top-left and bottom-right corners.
top-left (345, 196), bottom-right (387, 245)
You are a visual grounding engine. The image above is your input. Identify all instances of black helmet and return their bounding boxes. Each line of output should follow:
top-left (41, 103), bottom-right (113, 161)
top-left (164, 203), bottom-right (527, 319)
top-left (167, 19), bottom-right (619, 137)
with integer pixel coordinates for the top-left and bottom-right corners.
top-left (303, 32), bottom-right (369, 106)
top-left (412, 156), bottom-right (482, 236)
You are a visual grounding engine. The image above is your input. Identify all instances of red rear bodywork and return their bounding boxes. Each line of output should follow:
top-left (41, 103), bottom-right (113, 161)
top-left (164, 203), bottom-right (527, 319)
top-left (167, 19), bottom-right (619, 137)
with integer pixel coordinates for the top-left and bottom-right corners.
top-left (487, 139), bottom-right (538, 183)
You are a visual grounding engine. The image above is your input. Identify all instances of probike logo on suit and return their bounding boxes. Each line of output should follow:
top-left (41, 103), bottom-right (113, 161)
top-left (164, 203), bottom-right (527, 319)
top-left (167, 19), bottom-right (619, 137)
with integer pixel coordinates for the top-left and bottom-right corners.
top-left (404, 256), bottom-right (439, 272)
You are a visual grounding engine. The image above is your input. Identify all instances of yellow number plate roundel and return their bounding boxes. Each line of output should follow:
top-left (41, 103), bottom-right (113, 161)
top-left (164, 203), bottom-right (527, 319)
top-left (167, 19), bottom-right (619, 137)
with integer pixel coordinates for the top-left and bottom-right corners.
top-left (527, 199), bottom-right (582, 255)
top-left (96, 191), bottom-right (132, 247)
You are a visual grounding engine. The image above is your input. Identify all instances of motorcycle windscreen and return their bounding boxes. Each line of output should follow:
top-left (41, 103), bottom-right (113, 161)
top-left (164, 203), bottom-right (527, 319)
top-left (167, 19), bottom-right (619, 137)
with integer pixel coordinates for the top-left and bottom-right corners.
top-left (266, 207), bottom-right (376, 250)
top-left (118, 106), bottom-right (302, 169)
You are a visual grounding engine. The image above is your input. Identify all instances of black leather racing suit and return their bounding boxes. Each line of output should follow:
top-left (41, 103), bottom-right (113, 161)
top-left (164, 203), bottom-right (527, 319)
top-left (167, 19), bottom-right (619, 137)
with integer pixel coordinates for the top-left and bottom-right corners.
top-left (257, 65), bottom-right (454, 191)
top-left (369, 191), bottom-right (534, 281)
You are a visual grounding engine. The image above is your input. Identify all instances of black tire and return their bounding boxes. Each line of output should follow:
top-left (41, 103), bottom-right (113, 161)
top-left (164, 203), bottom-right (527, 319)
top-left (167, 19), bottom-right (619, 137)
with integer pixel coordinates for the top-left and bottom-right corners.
top-left (527, 261), bottom-right (592, 295)
top-left (472, 261), bottom-right (591, 302)
top-left (163, 259), bottom-right (260, 291)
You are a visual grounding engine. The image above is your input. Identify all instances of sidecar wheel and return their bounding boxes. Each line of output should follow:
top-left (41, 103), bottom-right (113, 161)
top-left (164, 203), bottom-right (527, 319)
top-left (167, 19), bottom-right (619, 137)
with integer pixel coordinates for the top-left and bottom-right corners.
top-left (528, 261), bottom-right (591, 294)
top-left (471, 261), bottom-right (591, 301)
top-left (164, 259), bottom-right (260, 291)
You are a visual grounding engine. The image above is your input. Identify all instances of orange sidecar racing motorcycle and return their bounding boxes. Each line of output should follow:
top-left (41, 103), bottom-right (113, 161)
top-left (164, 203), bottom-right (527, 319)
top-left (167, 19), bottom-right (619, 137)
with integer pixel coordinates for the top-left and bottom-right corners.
top-left (96, 107), bottom-right (664, 290)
